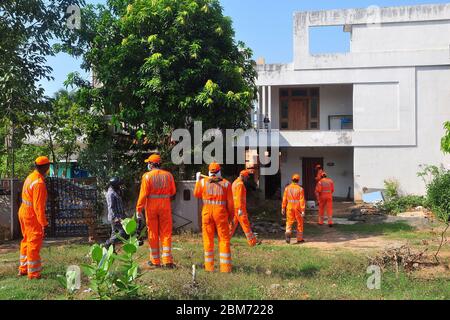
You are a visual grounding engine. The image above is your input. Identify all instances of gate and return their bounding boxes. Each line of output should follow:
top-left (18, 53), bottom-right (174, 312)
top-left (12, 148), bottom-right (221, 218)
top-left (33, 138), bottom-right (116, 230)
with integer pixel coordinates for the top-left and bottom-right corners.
top-left (45, 177), bottom-right (98, 237)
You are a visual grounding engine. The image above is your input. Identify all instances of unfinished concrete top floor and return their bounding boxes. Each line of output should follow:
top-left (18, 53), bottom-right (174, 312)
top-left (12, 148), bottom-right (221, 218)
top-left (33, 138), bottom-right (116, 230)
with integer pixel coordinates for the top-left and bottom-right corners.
top-left (259, 3), bottom-right (450, 72)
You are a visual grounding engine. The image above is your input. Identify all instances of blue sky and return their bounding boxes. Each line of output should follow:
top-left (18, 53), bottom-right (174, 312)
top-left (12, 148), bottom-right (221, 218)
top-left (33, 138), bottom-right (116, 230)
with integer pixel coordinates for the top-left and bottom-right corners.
top-left (41, 0), bottom-right (449, 96)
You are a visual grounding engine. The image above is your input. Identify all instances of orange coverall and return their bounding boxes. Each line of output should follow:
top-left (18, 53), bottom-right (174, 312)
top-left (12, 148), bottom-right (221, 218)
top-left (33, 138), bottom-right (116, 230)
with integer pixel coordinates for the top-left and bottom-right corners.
top-left (136, 169), bottom-right (176, 266)
top-left (282, 183), bottom-right (306, 241)
top-left (315, 177), bottom-right (335, 225)
top-left (230, 177), bottom-right (257, 246)
top-left (194, 177), bottom-right (234, 273)
top-left (19, 170), bottom-right (48, 279)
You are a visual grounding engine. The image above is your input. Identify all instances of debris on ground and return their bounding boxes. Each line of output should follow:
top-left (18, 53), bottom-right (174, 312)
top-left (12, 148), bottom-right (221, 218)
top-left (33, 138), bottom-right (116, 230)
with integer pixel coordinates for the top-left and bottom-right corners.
top-left (368, 245), bottom-right (429, 273)
top-left (349, 204), bottom-right (385, 222)
top-left (331, 218), bottom-right (358, 225)
top-left (252, 222), bottom-right (284, 234)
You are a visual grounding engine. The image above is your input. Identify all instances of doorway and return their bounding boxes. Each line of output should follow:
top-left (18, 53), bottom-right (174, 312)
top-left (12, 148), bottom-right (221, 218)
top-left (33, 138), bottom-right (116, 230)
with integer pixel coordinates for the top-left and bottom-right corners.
top-left (289, 99), bottom-right (309, 130)
top-left (302, 157), bottom-right (323, 201)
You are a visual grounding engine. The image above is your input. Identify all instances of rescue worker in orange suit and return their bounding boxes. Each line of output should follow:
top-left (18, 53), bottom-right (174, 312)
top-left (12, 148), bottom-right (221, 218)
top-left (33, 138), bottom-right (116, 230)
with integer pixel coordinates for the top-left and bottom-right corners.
top-left (230, 170), bottom-right (261, 246)
top-left (315, 172), bottom-right (335, 227)
top-left (18, 156), bottom-right (51, 279)
top-left (136, 154), bottom-right (176, 269)
top-left (282, 174), bottom-right (306, 244)
top-left (314, 164), bottom-right (324, 205)
top-left (194, 162), bottom-right (234, 273)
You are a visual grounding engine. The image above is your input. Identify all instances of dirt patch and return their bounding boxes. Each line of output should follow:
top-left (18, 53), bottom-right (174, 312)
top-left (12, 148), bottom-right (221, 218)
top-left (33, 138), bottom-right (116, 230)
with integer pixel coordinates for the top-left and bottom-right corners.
top-left (262, 231), bottom-right (405, 252)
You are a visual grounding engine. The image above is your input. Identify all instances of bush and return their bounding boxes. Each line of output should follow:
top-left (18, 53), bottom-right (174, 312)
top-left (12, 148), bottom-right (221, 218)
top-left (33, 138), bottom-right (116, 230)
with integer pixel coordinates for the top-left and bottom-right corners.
top-left (380, 195), bottom-right (427, 215)
top-left (383, 179), bottom-right (400, 200)
top-left (425, 168), bottom-right (450, 223)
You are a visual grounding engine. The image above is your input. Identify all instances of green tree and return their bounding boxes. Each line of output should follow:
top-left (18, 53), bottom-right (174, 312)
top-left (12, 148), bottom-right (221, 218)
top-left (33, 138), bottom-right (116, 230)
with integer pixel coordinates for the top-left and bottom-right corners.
top-left (441, 121), bottom-right (450, 154)
top-left (39, 89), bottom-right (92, 174)
top-left (63, 0), bottom-right (257, 172)
top-left (0, 0), bottom-right (85, 177)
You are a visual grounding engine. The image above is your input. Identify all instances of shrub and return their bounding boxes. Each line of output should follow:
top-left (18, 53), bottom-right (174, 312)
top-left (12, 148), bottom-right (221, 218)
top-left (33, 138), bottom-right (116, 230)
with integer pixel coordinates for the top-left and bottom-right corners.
top-left (417, 165), bottom-right (449, 262)
top-left (383, 179), bottom-right (400, 200)
top-left (379, 195), bottom-right (427, 215)
top-left (423, 167), bottom-right (450, 223)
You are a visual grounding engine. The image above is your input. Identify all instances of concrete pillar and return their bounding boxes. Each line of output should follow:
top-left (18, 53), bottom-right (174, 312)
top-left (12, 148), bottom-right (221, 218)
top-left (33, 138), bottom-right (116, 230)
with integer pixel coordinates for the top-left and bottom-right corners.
top-left (262, 86), bottom-right (267, 128)
top-left (268, 85), bottom-right (272, 130)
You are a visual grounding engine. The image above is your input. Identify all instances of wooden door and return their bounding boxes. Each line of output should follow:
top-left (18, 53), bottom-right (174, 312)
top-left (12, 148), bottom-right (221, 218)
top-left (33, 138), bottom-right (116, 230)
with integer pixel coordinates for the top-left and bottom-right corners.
top-left (288, 99), bottom-right (308, 130)
top-left (302, 157), bottom-right (323, 201)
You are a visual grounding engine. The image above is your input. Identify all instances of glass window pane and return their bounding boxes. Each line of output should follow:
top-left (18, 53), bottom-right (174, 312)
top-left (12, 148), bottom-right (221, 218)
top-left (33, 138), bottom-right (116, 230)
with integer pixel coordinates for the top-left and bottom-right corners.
top-left (281, 100), bottom-right (288, 118)
top-left (281, 122), bottom-right (288, 129)
top-left (280, 89), bottom-right (289, 97)
top-left (311, 98), bottom-right (318, 119)
top-left (310, 122), bottom-right (318, 129)
top-left (292, 89), bottom-right (308, 97)
top-left (310, 88), bottom-right (320, 97)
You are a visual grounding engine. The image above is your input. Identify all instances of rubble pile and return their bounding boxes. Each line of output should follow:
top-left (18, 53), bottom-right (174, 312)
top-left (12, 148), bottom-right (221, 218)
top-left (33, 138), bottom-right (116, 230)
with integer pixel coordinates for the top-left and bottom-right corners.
top-left (368, 245), bottom-right (429, 272)
top-left (349, 205), bottom-right (385, 222)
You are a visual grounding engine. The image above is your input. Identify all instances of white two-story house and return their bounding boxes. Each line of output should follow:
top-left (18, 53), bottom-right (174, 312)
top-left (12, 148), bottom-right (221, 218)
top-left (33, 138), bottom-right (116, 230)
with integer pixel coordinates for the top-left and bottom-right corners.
top-left (253, 3), bottom-right (450, 202)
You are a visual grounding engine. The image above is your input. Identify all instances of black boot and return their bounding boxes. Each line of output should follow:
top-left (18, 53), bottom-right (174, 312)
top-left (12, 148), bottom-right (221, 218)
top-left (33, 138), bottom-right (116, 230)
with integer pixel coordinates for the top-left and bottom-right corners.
top-left (285, 232), bottom-right (291, 244)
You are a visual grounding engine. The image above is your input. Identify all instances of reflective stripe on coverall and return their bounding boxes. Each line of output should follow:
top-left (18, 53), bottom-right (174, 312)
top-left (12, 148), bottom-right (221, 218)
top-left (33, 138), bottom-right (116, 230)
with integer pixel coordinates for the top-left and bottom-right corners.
top-left (19, 170), bottom-right (48, 279)
top-left (136, 169), bottom-right (176, 265)
top-left (282, 183), bottom-right (306, 241)
top-left (230, 177), bottom-right (257, 246)
top-left (194, 178), bottom-right (234, 273)
top-left (315, 177), bottom-right (334, 225)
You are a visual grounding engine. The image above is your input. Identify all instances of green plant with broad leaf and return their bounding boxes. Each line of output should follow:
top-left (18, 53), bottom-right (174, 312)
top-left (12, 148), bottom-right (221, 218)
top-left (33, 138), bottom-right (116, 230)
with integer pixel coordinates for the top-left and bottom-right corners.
top-left (80, 217), bottom-right (142, 299)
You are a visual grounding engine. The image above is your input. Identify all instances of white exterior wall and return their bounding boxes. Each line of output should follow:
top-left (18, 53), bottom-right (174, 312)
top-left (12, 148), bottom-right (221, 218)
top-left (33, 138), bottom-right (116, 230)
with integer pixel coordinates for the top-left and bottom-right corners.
top-left (351, 21), bottom-right (450, 53)
top-left (319, 85), bottom-right (353, 130)
top-left (281, 147), bottom-right (354, 198)
top-left (354, 66), bottom-right (450, 200)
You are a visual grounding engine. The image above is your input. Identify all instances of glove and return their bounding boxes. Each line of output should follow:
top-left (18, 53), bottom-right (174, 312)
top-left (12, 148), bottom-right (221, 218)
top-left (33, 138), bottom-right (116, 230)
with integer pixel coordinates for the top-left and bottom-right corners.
top-left (301, 212), bottom-right (305, 218)
top-left (237, 209), bottom-right (243, 217)
top-left (281, 209), bottom-right (286, 216)
top-left (196, 172), bottom-right (202, 182)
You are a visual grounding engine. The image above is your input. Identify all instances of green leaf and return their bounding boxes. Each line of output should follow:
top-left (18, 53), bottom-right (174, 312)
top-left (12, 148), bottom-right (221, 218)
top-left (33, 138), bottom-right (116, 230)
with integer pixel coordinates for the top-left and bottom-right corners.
top-left (90, 244), bottom-right (103, 263)
top-left (81, 264), bottom-right (95, 276)
top-left (123, 243), bottom-right (138, 254)
top-left (57, 274), bottom-right (67, 289)
top-left (122, 218), bottom-right (137, 235)
top-left (112, 253), bottom-right (129, 262)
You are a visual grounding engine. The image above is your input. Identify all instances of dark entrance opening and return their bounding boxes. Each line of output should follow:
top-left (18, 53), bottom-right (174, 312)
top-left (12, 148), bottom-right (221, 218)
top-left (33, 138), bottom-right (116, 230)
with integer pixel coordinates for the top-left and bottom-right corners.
top-left (265, 170), bottom-right (281, 200)
top-left (302, 157), bottom-right (323, 201)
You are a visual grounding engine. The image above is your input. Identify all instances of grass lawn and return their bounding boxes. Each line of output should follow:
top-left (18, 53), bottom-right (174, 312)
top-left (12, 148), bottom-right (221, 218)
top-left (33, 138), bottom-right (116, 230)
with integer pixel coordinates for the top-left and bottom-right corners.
top-left (0, 221), bottom-right (449, 300)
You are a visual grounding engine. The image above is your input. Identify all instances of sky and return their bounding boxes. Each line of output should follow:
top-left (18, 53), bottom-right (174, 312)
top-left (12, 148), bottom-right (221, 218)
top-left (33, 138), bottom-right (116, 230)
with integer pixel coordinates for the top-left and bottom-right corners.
top-left (40, 0), bottom-right (450, 96)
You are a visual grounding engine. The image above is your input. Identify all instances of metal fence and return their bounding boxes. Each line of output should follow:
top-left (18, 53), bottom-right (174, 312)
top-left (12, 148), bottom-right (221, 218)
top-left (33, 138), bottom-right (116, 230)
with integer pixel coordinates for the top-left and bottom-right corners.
top-left (45, 177), bottom-right (99, 237)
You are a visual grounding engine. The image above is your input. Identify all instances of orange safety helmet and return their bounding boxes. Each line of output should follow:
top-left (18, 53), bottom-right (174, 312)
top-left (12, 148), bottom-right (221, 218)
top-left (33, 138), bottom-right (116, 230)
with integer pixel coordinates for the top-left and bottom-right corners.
top-left (145, 154), bottom-right (161, 164)
top-left (240, 169), bottom-right (250, 178)
top-left (35, 156), bottom-right (50, 166)
top-left (292, 174), bottom-right (300, 182)
top-left (209, 162), bottom-right (221, 173)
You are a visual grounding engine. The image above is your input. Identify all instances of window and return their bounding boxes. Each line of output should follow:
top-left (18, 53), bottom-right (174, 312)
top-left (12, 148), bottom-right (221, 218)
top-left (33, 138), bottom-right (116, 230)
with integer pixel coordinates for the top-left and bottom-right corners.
top-left (328, 115), bottom-right (353, 130)
top-left (183, 189), bottom-right (191, 201)
top-left (292, 89), bottom-right (308, 97)
top-left (309, 26), bottom-right (351, 54)
top-left (280, 89), bottom-right (289, 97)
